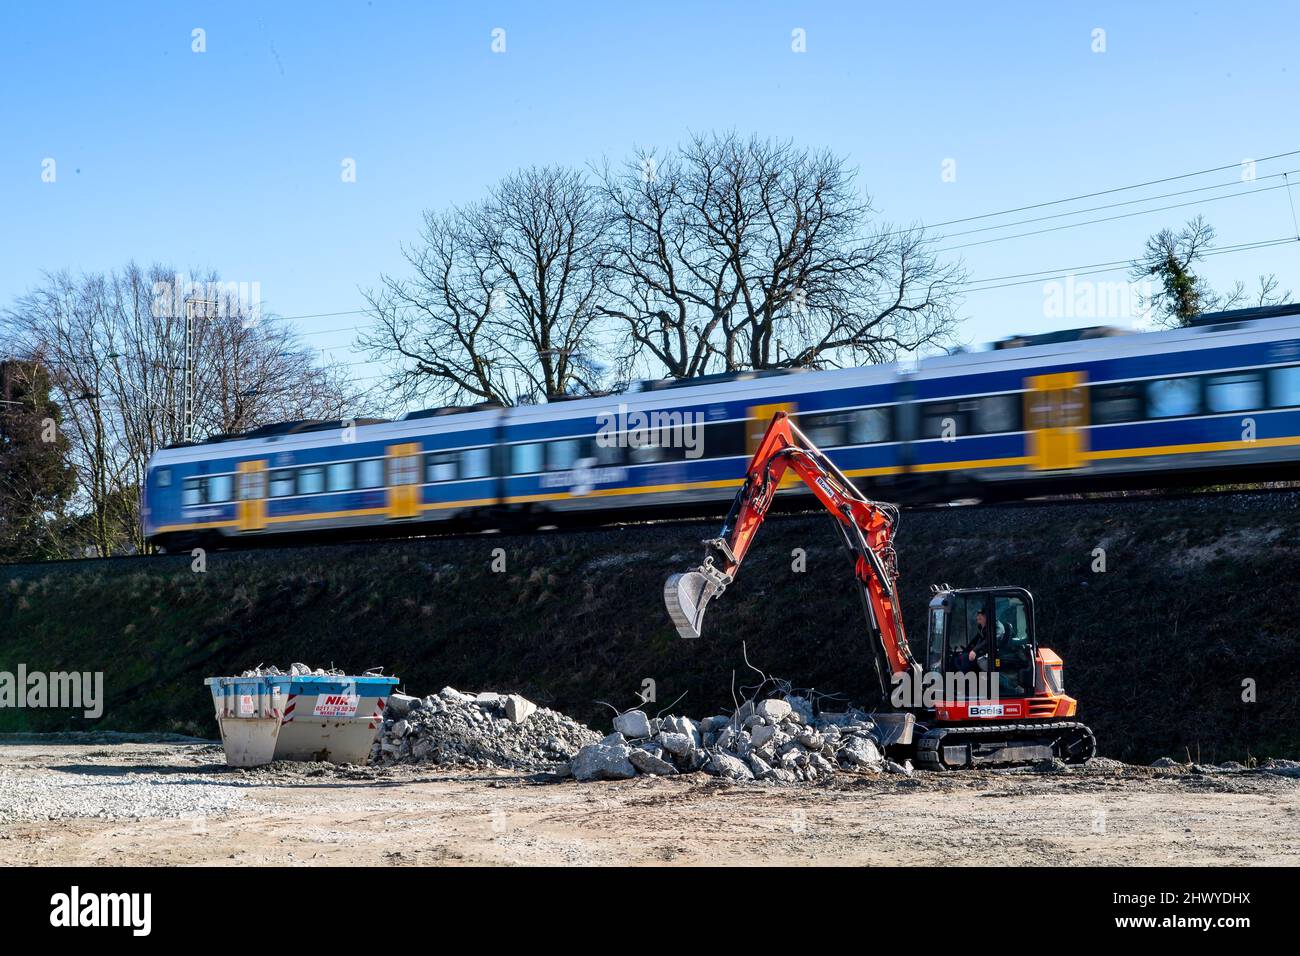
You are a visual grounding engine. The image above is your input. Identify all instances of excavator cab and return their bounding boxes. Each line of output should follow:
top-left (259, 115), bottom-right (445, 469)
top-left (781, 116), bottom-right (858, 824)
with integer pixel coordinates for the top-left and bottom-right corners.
top-left (924, 585), bottom-right (1081, 723)
top-left (924, 586), bottom-right (1037, 701)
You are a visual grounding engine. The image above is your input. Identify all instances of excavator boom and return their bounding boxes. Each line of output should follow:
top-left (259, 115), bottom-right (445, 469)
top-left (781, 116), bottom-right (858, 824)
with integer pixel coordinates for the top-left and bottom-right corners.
top-left (664, 411), bottom-right (920, 699)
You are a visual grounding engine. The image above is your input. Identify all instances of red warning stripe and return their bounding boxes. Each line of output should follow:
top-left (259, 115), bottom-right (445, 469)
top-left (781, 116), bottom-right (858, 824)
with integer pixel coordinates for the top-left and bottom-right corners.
top-left (282, 693), bottom-right (298, 723)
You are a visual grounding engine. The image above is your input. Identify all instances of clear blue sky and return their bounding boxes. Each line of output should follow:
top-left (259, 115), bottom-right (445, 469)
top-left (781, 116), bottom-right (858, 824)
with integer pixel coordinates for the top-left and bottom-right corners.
top-left (3, 1), bottom-right (1298, 398)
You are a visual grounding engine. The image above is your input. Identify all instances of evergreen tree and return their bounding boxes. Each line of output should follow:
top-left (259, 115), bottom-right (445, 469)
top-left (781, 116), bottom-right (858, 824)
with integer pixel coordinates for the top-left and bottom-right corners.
top-left (0, 360), bottom-right (76, 561)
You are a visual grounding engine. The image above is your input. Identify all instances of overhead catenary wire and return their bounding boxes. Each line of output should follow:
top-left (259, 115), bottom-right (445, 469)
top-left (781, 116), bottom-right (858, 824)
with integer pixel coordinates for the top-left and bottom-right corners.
top-left (913, 147), bottom-right (1300, 231)
top-left (936, 180), bottom-right (1297, 253)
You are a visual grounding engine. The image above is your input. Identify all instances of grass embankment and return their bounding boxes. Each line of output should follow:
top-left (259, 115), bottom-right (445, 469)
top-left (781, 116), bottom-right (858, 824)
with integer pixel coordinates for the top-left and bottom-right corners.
top-left (2, 492), bottom-right (1297, 763)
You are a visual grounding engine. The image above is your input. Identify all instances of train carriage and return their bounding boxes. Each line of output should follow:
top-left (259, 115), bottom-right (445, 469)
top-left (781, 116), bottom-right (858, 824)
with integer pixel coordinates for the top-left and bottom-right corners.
top-left (907, 302), bottom-right (1300, 499)
top-left (142, 303), bottom-right (1300, 551)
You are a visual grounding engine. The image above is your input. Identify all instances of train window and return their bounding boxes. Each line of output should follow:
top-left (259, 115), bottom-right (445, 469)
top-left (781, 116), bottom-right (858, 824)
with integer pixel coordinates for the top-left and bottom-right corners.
top-left (801, 412), bottom-right (851, 448)
top-left (1091, 383), bottom-right (1143, 424)
top-left (919, 401), bottom-right (971, 439)
top-left (270, 470), bottom-right (295, 497)
top-left (157, 468), bottom-right (172, 487)
top-left (593, 437), bottom-right (625, 465)
top-left (182, 478), bottom-right (203, 506)
top-left (1146, 377), bottom-right (1201, 418)
top-left (1270, 366), bottom-right (1300, 407)
top-left (389, 455), bottom-right (420, 486)
top-left (659, 425), bottom-right (692, 462)
top-left (974, 395), bottom-right (1019, 434)
top-left (1205, 372), bottom-right (1264, 413)
top-left (425, 452), bottom-right (459, 483)
top-left (850, 408), bottom-right (890, 444)
top-left (546, 439), bottom-right (583, 471)
top-left (511, 443), bottom-right (544, 474)
top-left (700, 420), bottom-right (745, 459)
top-left (357, 459), bottom-right (384, 488)
top-left (326, 461), bottom-right (355, 492)
top-left (298, 466), bottom-right (325, 495)
top-left (207, 474), bottom-right (233, 503)
top-left (629, 435), bottom-right (668, 464)
top-left (461, 447), bottom-right (491, 479)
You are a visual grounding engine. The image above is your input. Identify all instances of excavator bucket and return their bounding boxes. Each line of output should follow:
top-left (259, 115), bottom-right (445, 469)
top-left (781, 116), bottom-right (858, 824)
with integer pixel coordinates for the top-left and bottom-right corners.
top-left (663, 570), bottom-right (718, 639)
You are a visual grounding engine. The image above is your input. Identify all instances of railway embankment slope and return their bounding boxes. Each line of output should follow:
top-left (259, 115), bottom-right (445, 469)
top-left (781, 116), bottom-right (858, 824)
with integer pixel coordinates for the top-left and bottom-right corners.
top-left (2, 491), bottom-right (1298, 763)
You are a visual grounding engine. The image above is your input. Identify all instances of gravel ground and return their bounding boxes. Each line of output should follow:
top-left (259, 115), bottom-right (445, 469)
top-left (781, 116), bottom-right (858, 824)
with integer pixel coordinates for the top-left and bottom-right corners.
top-left (0, 742), bottom-right (255, 824)
top-left (3, 739), bottom-right (1299, 866)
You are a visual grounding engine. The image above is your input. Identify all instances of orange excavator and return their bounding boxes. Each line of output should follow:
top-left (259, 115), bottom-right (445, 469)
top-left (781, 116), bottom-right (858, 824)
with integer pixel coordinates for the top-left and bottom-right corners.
top-left (664, 411), bottom-right (1095, 770)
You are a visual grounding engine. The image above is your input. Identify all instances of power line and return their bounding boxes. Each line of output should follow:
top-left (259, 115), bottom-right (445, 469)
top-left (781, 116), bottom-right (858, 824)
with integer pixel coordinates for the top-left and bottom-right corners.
top-left (960, 237), bottom-right (1297, 294)
top-left (918, 147), bottom-right (1300, 231)
top-left (937, 180), bottom-right (1295, 253)
top-left (936, 169), bottom-right (1299, 241)
top-left (961, 237), bottom-right (1298, 288)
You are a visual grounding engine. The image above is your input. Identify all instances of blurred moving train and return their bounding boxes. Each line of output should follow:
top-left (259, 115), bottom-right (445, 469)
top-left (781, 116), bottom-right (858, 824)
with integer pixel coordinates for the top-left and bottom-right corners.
top-left (144, 303), bottom-right (1300, 551)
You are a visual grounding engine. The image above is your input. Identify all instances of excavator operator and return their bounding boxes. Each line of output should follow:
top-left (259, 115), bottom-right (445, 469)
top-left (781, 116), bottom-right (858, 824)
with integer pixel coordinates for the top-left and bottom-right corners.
top-left (963, 609), bottom-right (1003, 673)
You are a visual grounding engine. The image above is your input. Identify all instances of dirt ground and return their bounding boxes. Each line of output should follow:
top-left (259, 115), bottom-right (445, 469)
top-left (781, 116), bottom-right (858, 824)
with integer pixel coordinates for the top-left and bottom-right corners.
top-left (2, 742), bottom-right (1298, 866)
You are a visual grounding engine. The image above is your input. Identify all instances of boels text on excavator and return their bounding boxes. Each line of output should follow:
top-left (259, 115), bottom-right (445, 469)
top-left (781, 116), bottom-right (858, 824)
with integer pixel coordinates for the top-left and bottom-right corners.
top-left (664, 411), bottom-right (1095, 770)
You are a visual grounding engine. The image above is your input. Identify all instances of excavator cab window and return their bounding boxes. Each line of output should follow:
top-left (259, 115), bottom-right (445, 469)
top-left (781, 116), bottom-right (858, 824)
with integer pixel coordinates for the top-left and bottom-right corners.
top-left (994, 593), bottom-right (1034, 697)
top-left (925, 605), bottom-right (946, 675)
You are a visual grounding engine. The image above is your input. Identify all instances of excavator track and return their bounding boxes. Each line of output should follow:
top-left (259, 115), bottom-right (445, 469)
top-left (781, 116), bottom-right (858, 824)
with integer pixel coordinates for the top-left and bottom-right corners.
top-left (916, 721), bottom-right (1096, 771)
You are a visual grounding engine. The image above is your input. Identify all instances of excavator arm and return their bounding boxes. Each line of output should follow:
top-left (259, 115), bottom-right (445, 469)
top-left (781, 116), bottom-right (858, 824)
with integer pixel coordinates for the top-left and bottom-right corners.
top-left (664, 411), bottom-right (921, 702)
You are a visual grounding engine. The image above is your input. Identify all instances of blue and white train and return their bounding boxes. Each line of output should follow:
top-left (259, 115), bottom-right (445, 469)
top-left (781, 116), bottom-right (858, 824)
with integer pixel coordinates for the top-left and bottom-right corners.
top-left (143, 303), bottom-right (1300, 551)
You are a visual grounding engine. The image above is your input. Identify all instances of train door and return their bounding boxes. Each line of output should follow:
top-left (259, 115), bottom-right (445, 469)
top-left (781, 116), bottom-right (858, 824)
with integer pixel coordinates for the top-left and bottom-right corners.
top-left (1024, 372), bottom-right (1088, 470)
top-left (235, 460), bottom-right (268, 532)
top-left (748, 402), bottom-right (799, 487)
top-left (386, 443), bottom-right (422, 519)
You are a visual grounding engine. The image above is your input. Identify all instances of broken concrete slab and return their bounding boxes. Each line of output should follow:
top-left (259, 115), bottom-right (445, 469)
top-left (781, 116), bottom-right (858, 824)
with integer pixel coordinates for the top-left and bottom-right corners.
top-left (706, 751), bottom-right (754, 780)
top-left (657, 732), bottom-right (695, 757)
top-left (839, 734), bottom-right (883, 769)
top-left (628, 748), bottom-right (678, 776)
top-left (757, 698), bottom-right (792, 721)
top-left (572, 743), bottom-right (637, 781)
top-left (503, 694), bottom-right (536, 725)
top-left (613, 710), bottom-right (653, 739)
top-left (386, 693), bottom-right (420, 717)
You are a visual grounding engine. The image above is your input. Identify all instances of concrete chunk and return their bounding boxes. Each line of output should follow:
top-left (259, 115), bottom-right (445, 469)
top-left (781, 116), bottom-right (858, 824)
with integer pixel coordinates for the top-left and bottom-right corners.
top-left (705, 751), bottom-right (755, 780)
top-left (839, 734), bottom-right (883, 769)
top-left (657, 732), bottom-right (695, 757)
top-left (386, 693), bottom-right (419, 717)
top-left (613, 710), bottom-right (653, 739)
top-left (571, 744), bottom-right (637, 781)
top-left (628, 748), bottom-right (678, 776)
top-left (503, 694), bottom-right (536, 724)
top-left (757, 698), bottom-right (792, 721)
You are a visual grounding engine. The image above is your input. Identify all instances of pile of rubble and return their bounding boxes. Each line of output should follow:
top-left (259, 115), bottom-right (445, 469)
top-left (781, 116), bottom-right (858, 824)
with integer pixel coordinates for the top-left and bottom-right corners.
top-left (238, 663), bottom-right (346, 677)
top-left (568, 691), bottom-right (908, 783)
top-left (370, 687), bottom-right (599, 770)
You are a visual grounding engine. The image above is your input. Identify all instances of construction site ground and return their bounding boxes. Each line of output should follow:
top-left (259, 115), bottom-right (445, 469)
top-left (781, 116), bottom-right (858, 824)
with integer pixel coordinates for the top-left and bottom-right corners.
top-left (2, 739), bottom-right (1297, 866)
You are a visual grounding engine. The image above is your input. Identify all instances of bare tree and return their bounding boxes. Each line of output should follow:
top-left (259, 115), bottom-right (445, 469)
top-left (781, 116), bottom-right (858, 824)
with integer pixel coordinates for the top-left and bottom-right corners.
top-left (1213, 273), bottom-right (1292, 314)
top-left (3, 263), bottom-right (358, 556)
top-left (359, 166), bottom-right (610, 407)
top-left (599, 133), bottom-right (964, 379)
